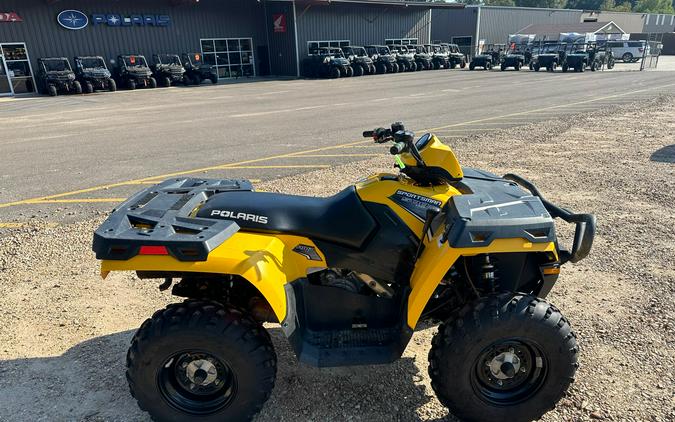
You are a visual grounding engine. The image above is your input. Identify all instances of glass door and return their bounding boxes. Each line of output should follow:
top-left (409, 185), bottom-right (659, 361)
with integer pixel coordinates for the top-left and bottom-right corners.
top-left (0, 43), bottom-right (36, 94)
top-left (200, 38), bottom-right (255, 79)
top-left (0, 54), bottom-right (13, 96)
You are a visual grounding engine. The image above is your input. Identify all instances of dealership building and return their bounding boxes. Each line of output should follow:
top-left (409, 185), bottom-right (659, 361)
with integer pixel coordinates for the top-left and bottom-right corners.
top-left (0, 0), bottom-right (462, 97)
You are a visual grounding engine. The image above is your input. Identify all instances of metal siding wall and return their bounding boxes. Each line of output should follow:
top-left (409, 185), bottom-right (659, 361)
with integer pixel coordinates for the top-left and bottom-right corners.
top-left (585, 12), bottom-right (646, 34)
top-left (264, 1), bottom-right (298, 76)
top-left (643, 13), bottom-right (675, 33)
top-left (430, 8), bottom-right (478, 42)
top-left (479, 7), bottom-right (582, 44)
top-left (295, 3), bottom-right (431, 57)
top-left (0, 0), bottom-right (267, 76)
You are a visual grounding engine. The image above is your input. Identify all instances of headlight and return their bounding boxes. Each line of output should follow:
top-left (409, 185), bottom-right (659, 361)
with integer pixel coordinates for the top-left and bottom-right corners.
top-left (373, 54), bottom-right (378, 60)
top-left (323, 57), bottom-right (330, 64)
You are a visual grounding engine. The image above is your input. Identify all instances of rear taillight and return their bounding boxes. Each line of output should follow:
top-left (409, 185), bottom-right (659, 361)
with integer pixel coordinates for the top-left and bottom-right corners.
top-left (639, 48), bottom-right (644, 53)
top-left (139, 245), bottom-right (169, 255)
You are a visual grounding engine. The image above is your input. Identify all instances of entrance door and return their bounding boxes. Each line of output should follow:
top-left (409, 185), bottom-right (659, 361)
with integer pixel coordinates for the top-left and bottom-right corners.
top-left (0, 43), bottom-right (36, 94)
top-left (0, 54), bottom-right (12, 96)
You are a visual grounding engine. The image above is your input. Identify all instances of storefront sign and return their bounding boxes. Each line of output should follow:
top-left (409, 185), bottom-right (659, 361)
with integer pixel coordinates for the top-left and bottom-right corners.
top-left (273, 14), bottom-right (286, 33)
top-left (0, 12), bottom-right (23, 22)
top-left (57, 10), bottom-right (88, 30)
top-left (92, 14), bottom-right (171, 27)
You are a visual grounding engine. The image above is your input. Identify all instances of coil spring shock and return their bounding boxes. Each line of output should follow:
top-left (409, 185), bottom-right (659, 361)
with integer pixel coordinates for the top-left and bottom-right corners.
top-left (481, 254), bottom-right (497, 293)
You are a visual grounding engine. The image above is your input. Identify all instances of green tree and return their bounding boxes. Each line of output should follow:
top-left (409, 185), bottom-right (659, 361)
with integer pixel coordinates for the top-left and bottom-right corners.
top-left (486, 0), bottom-right (516, 5)
top-left (633, 0), bottom-right (675, 12)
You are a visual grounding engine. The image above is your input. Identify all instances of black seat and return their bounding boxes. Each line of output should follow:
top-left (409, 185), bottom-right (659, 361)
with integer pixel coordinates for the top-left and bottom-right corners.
top-left (197, 186), bottom-right (377, 249)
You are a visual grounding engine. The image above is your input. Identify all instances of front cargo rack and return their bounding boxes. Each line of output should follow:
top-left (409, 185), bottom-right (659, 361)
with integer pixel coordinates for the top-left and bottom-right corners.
top-left (93, 178), bottom-right (253, 261)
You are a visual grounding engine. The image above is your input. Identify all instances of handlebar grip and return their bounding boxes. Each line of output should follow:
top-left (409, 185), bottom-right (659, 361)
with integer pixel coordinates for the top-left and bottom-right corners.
top-left (390, 142), bottom-right (406, 155)
top-left (362, 130), bottom-right (375, 138)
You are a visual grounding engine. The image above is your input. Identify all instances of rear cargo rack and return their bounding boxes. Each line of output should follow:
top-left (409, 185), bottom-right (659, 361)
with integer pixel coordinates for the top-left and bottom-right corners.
top-left (93, 178), bottom-right (253, 261)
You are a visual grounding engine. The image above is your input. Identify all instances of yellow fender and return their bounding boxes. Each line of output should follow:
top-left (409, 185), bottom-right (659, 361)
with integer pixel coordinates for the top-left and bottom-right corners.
top-left (407, 234), bottom-right (557, 329)
top-left (101, 232), bottom-right (327, 322)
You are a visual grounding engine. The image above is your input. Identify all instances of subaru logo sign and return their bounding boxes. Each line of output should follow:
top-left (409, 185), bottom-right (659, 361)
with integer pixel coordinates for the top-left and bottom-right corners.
top-left (57, 10), bottom-right (88, 30)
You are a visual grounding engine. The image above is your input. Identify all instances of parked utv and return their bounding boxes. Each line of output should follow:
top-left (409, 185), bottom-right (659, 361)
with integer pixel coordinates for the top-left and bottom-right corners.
top-left (37, 57), bottom-right (81, 96)
top-left (501, 45), bottom-right (526, 71)
top-left (587, 43), bottom-right (614, 71)
top-left (114, 55), bottom-right (157, 90)
top-left (365, 45), bottom-right (398, 74)
top-left (407, 44), bottom-right (433, 70)
top-left (181, 53), bottom-right (219, 85)
top-left (469, 45), bottom-right (500, 70)
top-left (563, 43), bottom-right (588, 73)
top-left (301, 47), bottom-right (352, 78)
top-left (425, 44), bottom-right (450, 69)
top-left (387, 44), bottom-right (417, 72)
top-left (93, 122), bottom-right (594, 422)
top-left (341, 46), bottom-right (375, 76)
top-left (443, 43), bottom-right (467, 69)
top-left (73, 56), bottom-right (116, 93)
top-left (151, 54), bottom-right (187, 87)
top-left (530, 43), bottom-right (565, 72)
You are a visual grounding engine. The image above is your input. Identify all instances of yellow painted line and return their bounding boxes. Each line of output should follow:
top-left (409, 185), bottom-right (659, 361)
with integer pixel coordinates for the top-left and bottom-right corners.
top-left (291, 154), bottom-right (379, 157)
top-left (24, 198), bottom-right (128, 204)
top-left (0, 222), bottom-right (59, 228)
top-left (223, 165), bottom-right (331, 169)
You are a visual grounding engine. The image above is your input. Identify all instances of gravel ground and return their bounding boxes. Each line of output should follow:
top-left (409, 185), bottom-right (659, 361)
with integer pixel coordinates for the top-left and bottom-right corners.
top-left (1, 97), bottom-right (674, 422)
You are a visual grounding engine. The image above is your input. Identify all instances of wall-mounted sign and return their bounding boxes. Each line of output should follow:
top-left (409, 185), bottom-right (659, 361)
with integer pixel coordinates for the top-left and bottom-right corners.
top-left (92, 14), bottom-right (171, 27)
top-left (0, 12), bottom-right (22, 22)
top-left (57, 10), bottom-right (88, 30)
top-left (273, 14), bottom-right (286, 33)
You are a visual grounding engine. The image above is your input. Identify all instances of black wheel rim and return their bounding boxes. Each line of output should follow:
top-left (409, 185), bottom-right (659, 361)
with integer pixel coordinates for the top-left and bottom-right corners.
top-left (471, 339), bottom-right (547, 406)
top-left (157, 351), bottom-right (237, 415)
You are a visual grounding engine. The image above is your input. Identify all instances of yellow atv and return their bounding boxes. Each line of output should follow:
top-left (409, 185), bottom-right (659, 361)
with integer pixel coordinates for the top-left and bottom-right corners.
top-left (93, 123), bottom-right (595, 422)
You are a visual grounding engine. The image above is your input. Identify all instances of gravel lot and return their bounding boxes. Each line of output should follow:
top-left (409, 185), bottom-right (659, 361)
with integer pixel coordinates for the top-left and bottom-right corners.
top-left (1, 96), bottom-right (674, 421)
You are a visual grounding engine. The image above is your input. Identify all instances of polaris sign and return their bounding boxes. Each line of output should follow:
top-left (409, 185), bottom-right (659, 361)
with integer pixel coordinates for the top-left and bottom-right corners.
top-left (57, 10), bottom-right (88, 30)
top-left (92, 14), bottom-right (171, 27)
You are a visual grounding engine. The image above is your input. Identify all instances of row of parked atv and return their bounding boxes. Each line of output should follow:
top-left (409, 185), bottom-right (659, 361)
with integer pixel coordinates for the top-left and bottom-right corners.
top-left (301, 43), bottom-right (466, 79)
top-left (469, 41), bottom-right (615, 73)
top-left (37, 53), bottom-right (218, 96)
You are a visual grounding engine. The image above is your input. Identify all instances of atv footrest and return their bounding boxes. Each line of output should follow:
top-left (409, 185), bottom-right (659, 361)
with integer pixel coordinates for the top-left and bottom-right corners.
top-left (302, 327), bottom-right (401, 367)
top-left (93, 178), bottom-right (253, 262)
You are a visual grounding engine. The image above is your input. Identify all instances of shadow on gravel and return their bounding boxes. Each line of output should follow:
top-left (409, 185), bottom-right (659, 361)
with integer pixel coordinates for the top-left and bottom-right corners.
top-left (650, 145), bottom-right (675, 163)
top-left (0, 327), bottom-right (450, 421)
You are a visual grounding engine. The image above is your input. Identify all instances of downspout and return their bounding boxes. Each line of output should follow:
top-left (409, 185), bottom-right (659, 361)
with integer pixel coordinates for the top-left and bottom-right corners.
top-left (293, 1), bottom-right (300, 77)
top-left (427, 9), bottom-right (432, 44)
top-left (263, 1), bottom-right (272, 76)
top-left (474, 6), bottom-right (481, 56)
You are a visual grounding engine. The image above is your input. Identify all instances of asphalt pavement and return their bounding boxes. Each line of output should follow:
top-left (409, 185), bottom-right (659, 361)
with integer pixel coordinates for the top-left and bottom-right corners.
top-left (1, 61), bottom-right (674, 225)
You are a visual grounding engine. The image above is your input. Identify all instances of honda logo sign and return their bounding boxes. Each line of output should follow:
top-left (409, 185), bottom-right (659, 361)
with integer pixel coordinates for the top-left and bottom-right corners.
top-left (273, 14), bottom-right (286, 33)
top-left (0, 12), bottom-right (23, 22)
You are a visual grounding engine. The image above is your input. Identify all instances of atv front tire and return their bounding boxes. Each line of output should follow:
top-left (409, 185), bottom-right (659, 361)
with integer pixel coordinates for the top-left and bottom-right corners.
top-left (84, 81), bottom-right (94, 94)
top-left (47, 84), bottom-right (58, 97)
top-left (73, 80), bottom-right (83, 95)
top-left (127, 300), bottom-right (277, 422)
top-left (429, 293), bottom-right (578, 422)
top-left (162, 76), bottom-right (172, 87)
top-left (107, 78), bottom-right (117, 92)
top-left (149, 77), bottom-right (158, 88)
top-left (127, 79), bottom-right (137, 90)
top-left (354, 64), bottom-right (364, 77)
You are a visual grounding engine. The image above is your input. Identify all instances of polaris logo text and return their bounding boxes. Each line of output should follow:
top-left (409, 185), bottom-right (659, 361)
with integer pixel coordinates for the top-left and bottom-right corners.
top-left (210, 210), bottom-right (268, 224)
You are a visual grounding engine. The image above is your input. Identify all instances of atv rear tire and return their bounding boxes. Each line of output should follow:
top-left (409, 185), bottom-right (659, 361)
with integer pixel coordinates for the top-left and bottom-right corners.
top-left (47, 84), bottom-right (58, 97)
top-left (409, 62), bottom-right (417, 72)
top-left (500, 63), bottom-right (506, 71)
top-left (376, 63), bottom-right (387, 74)
top-left (162, 76), bottom-right (172, 87)
top-left (433, 61), bottom-right (441, 70)
top-left (149, 77), bottom-right (158, 88)
top-left (486, 62), bottom-right (493, 70)
top-left (127, 300), bottom-right (277, 422)
top-left (210, 76), bottom-right (218, 84)
top-left (127, 79), bottom-right (137, 90)
top-left (107, 78), bottom-right (117, 92)
top-left (469, 63), bottom-right (475, 71)
top-left (329, 67), bottom-right (341, 79)
top-left (73, 81), bottom-right (83, 95)
top-left (392, 63), bottom-right (399, 73)
top-left (84, 81), bottom-right (94, 94)
top-left (534, 63), bottom-right (540, 72)
top-left (429, 293), bottom-right (578, 422)
top-left (346, 66), bottom-right (354, 77)
top-left (353, 64), bottom-right (364, 77)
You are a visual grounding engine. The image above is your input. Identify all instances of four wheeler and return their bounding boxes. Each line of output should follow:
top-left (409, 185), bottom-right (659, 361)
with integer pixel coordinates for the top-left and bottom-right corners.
top-left (364, 45), bottom-right (398, 74)
top-left (342, 46), bottom-right (375, 76)
top-left (301, 47), bottom-right (352, 79)
top-left (407, 44), bottom-right (433, 70)
top-left (36, 57), bottom-right (81, 96)
top-left (73, 56), bottom-right (116, 93)
top-left (387, 44), bottom-right (417, 72)
top-left (587, 43), bottom-right (615, 71)
top-left (151, 54), bottom-right (187, 87)
top-left (443, 43), bottom-right (467, 69)
top-left (425, 44), bottom-right (450, 70)
top-left (563, 43), bottom-right (588, 73)
top-left (530, 43), bottom-right (565, 72)
top-left (500, 45), bottom-right (526, 71)
top-left (181, 53), bottom-right (219, 85)
top-left (114, 55), bottom-right (157, 90)
top-left (469, 45), bottom-right (499, 71)
top-left (93, 121), bottom-right (595, 422)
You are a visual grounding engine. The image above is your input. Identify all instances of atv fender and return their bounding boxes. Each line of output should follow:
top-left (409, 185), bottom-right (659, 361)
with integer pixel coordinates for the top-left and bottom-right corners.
top-left (101, 232), bottom-right (327, 322)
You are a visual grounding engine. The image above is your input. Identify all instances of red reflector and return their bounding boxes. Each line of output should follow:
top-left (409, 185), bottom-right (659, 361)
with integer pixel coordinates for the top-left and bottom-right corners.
top-left (139, 245), bottom-right (169, 255)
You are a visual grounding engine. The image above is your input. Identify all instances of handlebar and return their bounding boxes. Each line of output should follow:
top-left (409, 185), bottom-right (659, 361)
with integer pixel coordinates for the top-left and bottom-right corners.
top-left (390, 142), bottom-right (406, 155)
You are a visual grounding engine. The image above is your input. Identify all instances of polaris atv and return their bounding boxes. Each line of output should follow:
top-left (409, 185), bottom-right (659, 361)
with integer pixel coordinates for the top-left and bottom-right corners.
top-left (501, 46), bottom-right (526, 71)
top-left (407, 44), bottom-right (433, 70)
top-left (563, 44), bottom-right (588, 73)
top-left (586, 43), bottom-right (614, 71)
top-left (37, 57), bottom-right (81, 96)
top-left (425, 44), bottom-right (450, 70)
top-left (93, 122), bottom-right (595, 422)
top-left (74, 56), bottom-right (116, 93)
top-left (365, 45), bottom-right (398, 74)
top-left (341, 46), bottom-right (375, 76)
top-left (114, 55), bottom-right (157, 90)
top-left (530, 43), bottom-right (565, 72)
top-left (443, 43), bottom-right (467, 69)
top-left (152, 54), bottom-right (187, 87)
top-left (387, 44), bottom-right (417, 72)
top-left (181, 53), bottom-right (219, 85)
top-left (301, 47), bottom-right (352, 78)
top-left (469, 47), bottom-right (496, 71)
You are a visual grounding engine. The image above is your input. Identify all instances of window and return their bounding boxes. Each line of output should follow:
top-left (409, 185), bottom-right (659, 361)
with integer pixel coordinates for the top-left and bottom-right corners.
top-left (628, 41), bottom-right (644, 47)
top-left (0, 43), bottom-right (35, 94)
top-left (307, 40), bottom-right (350, 53)
top-left (451, 36), bottom-right (473, 57)
top-left (385, 38), bottom-right (418, 46)
top-left (200, 38), bottom-right (255, 79)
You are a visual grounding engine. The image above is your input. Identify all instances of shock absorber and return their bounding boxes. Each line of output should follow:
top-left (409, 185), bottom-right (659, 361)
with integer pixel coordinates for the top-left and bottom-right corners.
top-left (481, 254), bottom-right (497, 293)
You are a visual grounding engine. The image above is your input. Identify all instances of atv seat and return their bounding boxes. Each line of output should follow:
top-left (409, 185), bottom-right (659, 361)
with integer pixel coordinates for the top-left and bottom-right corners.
top-left (197, 187), bottom-right (377, 249)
